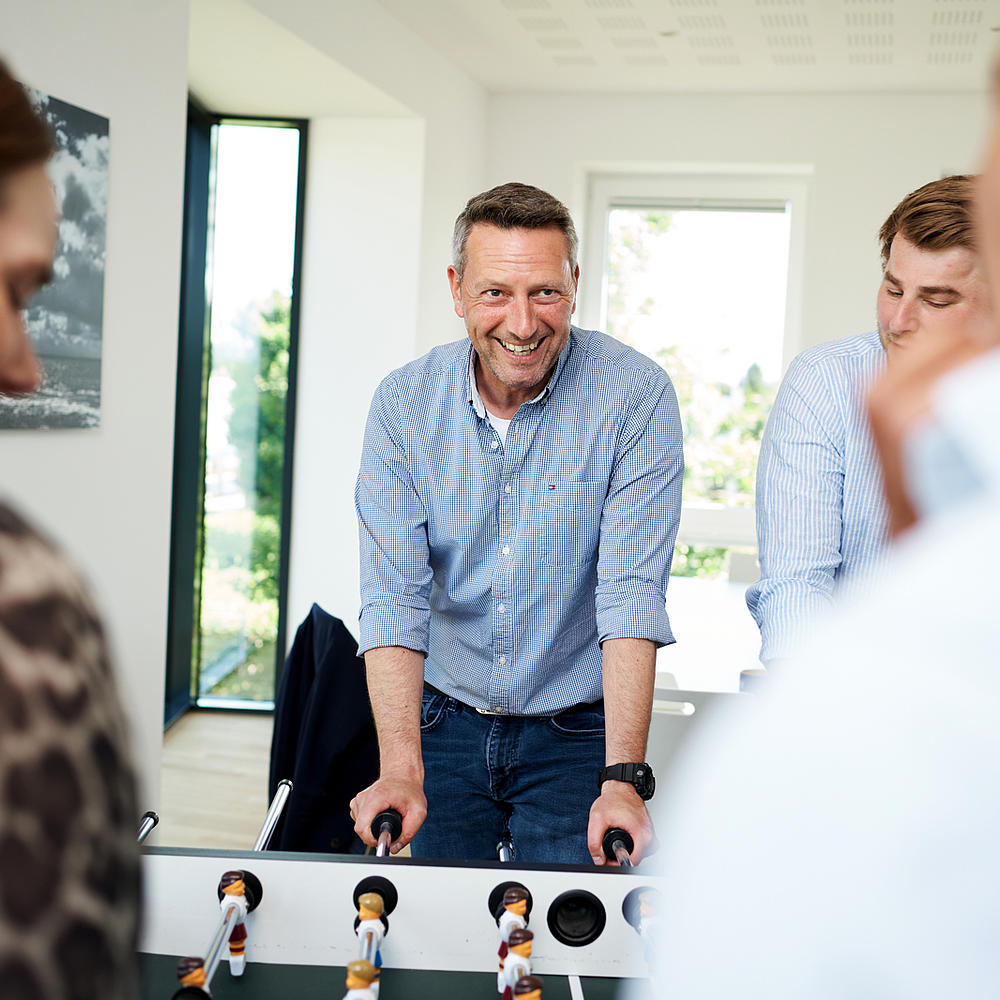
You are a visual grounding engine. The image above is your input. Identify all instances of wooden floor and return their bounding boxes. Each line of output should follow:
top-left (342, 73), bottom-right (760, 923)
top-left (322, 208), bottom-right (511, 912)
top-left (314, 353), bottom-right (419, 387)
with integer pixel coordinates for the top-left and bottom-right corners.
top-left (152, 709), bottom-right (274, 850)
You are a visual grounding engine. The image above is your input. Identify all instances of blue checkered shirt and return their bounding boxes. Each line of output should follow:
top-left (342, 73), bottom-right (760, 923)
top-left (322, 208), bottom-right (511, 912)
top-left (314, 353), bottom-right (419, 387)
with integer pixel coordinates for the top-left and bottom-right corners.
top-left (356, 326), bottom-right (684, 716)
top-left (746, 332), bottom-right (890, 664)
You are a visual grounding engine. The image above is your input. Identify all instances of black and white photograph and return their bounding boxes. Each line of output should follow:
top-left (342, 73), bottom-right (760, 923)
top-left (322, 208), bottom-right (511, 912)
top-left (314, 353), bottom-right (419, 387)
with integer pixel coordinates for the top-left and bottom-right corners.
top-left (0, 89), bottom-right (108, 429)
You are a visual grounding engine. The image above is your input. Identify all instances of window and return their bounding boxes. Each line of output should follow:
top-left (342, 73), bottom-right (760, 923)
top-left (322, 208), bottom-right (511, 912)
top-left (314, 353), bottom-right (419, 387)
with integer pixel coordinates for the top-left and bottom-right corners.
top-left (583, 170), bottom-right (809, 686)
top-left (166, 108), bottom-right (307, 720)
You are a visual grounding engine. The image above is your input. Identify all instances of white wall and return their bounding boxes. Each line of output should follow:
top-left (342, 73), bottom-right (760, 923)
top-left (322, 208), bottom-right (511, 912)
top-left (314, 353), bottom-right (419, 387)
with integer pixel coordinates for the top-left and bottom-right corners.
top-left (286, 117), bottom-right (426, 633)
top-left (486, 91), bottom-right (991, 354)
top-left (1, 1), bottom-right (190, 807)
top-left (261, 0), bottom-right (489, 640)
top-left (249, 0), bottom-right (488, 354)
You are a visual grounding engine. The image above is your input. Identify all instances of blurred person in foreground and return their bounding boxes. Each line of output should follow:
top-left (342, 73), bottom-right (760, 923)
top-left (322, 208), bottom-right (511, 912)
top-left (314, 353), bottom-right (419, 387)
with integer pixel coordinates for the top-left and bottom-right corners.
top-left (0, 59), bottom-right (140, 998)
top-left (627, 84), bottom-right (1000, 1000)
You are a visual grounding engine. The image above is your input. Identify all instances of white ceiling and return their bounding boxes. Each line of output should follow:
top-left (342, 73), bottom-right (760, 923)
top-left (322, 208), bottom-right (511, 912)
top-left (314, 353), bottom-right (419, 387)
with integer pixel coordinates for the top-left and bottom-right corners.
top-left (189, 0), bottom-right (1000, 117)
top-left (188, 0), bottom-right (410, 117)
top-left (377, 0), bottom-right (1000, 94)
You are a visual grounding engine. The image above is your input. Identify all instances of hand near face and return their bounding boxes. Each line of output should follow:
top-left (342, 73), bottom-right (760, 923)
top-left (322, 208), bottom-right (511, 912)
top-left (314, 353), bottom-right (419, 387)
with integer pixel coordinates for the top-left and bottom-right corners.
top-left (867, 329), bottom-right (996, 536)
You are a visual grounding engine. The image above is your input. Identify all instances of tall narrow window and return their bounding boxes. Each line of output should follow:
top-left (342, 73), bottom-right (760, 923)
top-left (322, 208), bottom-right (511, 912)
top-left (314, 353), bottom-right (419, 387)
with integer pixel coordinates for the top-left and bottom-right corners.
top-left (168, 113), bottom-right (306, 719)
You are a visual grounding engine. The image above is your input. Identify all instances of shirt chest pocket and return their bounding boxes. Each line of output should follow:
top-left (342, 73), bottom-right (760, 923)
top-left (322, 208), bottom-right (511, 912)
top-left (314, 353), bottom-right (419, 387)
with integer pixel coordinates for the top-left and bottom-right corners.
top-left (538, 481), bottom-right (607, 569)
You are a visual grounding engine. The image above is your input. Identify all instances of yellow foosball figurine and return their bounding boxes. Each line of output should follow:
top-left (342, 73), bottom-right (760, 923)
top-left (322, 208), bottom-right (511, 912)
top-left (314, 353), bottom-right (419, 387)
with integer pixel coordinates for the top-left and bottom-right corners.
top-left (355, 891), bottom-right (385, 995)
top-left (514, 974), bottom-right (543, 999)
top-left (497, 886), bottom-right (530, 991)
top-left (501, 927), bottom-right (533, 999)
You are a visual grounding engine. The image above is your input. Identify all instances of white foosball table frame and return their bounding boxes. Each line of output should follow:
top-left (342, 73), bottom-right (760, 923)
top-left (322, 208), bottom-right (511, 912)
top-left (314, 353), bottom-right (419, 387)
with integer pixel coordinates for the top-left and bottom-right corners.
top-left (140, 847), bottom-right (662, 979)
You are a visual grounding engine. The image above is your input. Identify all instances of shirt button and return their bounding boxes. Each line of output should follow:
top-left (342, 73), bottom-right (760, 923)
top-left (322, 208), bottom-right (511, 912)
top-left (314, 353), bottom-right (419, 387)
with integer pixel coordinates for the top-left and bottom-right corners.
top-left (498, 603), bottom-right (506, 613)
top-left (504, 483), bottom-right (511, 494)
top-left (490, 441), bottom-right (498, 450)
top-left (502, 545), bottom-right (510, 555)
top-left (498, 655), bottom-right (507, 665)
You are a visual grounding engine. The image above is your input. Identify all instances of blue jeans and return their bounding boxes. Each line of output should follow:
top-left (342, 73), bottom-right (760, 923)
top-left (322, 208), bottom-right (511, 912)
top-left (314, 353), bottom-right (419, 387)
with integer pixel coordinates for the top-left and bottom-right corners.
top-left (411, 690), bottom-right (606, 864)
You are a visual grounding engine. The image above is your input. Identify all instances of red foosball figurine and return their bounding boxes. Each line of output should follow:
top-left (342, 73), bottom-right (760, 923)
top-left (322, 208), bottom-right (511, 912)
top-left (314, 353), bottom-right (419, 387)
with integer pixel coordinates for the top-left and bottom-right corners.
top-left (218, 871), bottom-right (251, 976)
top-left (514, 974), bottom-right (543, 999)
top-left (176, 955), bottom-right (206, 990)
top-left (501, 928), bottom-right (533, 999)
top-left (497, 887), bottom-right (530, 991)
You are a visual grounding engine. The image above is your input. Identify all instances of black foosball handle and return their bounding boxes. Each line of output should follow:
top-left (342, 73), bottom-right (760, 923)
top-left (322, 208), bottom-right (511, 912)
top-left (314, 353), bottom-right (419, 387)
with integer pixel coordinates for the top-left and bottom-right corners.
top-left (372, 809), bottom-right (403, 857)
top-left (602, 827), bottom-right (635, 869)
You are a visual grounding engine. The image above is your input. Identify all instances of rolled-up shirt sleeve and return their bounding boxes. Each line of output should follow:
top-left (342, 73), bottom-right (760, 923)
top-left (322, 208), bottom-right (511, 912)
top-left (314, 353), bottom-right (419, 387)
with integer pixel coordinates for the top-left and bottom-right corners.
top-left (746, 357), bottom-right (844, 663)
top-left (595, 369), bottom-right (684, 646)
top-left (356, 376), bottom-right (434, 656)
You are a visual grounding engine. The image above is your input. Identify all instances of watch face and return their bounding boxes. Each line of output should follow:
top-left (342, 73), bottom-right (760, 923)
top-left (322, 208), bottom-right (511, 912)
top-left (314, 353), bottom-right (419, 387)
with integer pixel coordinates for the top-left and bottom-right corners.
top-left (635, 765), bottom-right (655, 800)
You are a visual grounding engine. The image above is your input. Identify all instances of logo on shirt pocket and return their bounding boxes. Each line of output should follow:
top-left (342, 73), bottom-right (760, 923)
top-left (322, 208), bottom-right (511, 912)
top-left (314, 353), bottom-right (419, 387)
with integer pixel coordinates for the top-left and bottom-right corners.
top-left (538, 481), bottom-right (607, 569)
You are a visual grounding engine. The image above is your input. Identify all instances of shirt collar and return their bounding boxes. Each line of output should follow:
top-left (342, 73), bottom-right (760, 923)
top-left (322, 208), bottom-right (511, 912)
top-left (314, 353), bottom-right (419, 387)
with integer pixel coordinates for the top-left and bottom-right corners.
top-left (466, 328), bottom-right (576, 419)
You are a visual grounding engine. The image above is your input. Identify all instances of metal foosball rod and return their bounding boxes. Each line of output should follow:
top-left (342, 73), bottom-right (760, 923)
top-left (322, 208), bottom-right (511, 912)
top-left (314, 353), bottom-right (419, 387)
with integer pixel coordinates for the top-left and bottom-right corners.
top-left (137, 810), bottom-right (159, 844)
top-left (252, 778), bottom-right (293, 851)
top-left (371, 809), bottom-right (403, 858)
top-left (496, 834), bottom-right (514, 863)
top-left (165, 784), bottom-right (291, 997)
top-left (170, 870), bottom-right (263, 998)
top-left (350, 825), bottom-right (400, 1000)
top-left (602, 827), bottom-right (635, 870)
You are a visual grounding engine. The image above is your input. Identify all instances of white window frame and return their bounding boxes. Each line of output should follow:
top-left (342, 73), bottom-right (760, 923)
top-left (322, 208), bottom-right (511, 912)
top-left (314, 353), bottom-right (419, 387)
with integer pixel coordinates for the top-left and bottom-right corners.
top-left (580, 167), bottom-right (811, 552)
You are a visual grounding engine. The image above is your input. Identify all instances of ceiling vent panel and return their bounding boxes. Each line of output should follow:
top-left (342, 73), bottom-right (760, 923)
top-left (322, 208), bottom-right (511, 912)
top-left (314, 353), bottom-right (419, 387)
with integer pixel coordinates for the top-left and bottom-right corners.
top-left (849, 51), bottom-right (894, 64)
top-left (931, 9), bottom-right (983, 27)
top-left (844, 11), bottom-right (894, 27)
top-left (760, 13), bottom-right (809, 28)
top-left (688, 34), bottom-right (735, 47)
top-left (773, 52), bottom-right (818, 64)
top-left (765, 33), bottom-right (814, 48)
top-left (677, 14), bottom-right (726, 28)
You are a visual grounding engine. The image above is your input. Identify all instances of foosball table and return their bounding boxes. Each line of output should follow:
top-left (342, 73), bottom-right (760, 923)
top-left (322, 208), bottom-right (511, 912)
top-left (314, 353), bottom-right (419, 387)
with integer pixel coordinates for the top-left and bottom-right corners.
top-left (139, 831), bottom-right (660, 999)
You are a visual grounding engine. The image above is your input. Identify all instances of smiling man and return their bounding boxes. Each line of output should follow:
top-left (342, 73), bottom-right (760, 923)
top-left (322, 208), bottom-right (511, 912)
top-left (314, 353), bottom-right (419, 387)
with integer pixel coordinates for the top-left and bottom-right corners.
top-left (352, 183), bottom-right (683, 864)
top-left (747, 175), bottom-right (992, 665)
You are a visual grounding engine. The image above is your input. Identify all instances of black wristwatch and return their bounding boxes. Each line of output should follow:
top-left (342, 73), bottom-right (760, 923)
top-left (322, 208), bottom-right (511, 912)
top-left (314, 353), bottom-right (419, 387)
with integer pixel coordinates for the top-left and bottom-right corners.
top-left (598, 762), bottom-right (655, 801)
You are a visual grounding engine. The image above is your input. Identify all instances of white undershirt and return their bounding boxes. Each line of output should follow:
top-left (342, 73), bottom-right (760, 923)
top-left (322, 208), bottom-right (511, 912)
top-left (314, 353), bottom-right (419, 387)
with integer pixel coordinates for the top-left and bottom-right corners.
top-left (485, 409), bottom-right (512, 446)
top-left (469, 349), bottom-right (514, 446)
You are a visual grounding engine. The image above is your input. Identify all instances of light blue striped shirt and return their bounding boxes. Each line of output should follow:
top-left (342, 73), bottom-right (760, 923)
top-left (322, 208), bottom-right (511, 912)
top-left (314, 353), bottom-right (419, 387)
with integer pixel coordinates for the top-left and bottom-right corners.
top-left (746, 332), bottom-right (889, 664)
top-left (356, 326), bottom-right (684, 716)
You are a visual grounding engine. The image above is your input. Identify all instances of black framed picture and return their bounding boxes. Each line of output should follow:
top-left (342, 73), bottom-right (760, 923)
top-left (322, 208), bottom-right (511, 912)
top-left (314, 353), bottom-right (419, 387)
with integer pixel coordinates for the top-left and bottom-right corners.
top-left (0, 90), bottom-right (108, 429)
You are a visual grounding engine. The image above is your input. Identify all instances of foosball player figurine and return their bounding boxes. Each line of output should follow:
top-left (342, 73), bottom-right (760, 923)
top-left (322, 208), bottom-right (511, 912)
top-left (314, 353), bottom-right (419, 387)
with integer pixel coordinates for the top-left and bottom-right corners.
top-left (344, 959), bottom-right (378, 1000)
top-left (355, 891), bottom-right (385, 994)
top-left (498, 887), bottom-right (530, 950)
top-left (497, 886), bottom-right (530, 990)
top-left (514, 975), bottom-right (544, 999)
top-left (501, 928), bottom-right (533, 1000)
top-left (176, 955), bottom-right (207, 992)
top-left (219, 870), bottom-right (250, 975)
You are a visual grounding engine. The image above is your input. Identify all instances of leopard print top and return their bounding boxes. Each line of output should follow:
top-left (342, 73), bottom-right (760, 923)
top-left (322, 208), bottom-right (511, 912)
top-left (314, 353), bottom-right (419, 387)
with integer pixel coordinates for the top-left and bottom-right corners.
top-left (0, 502), bottom-right (140, 999)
